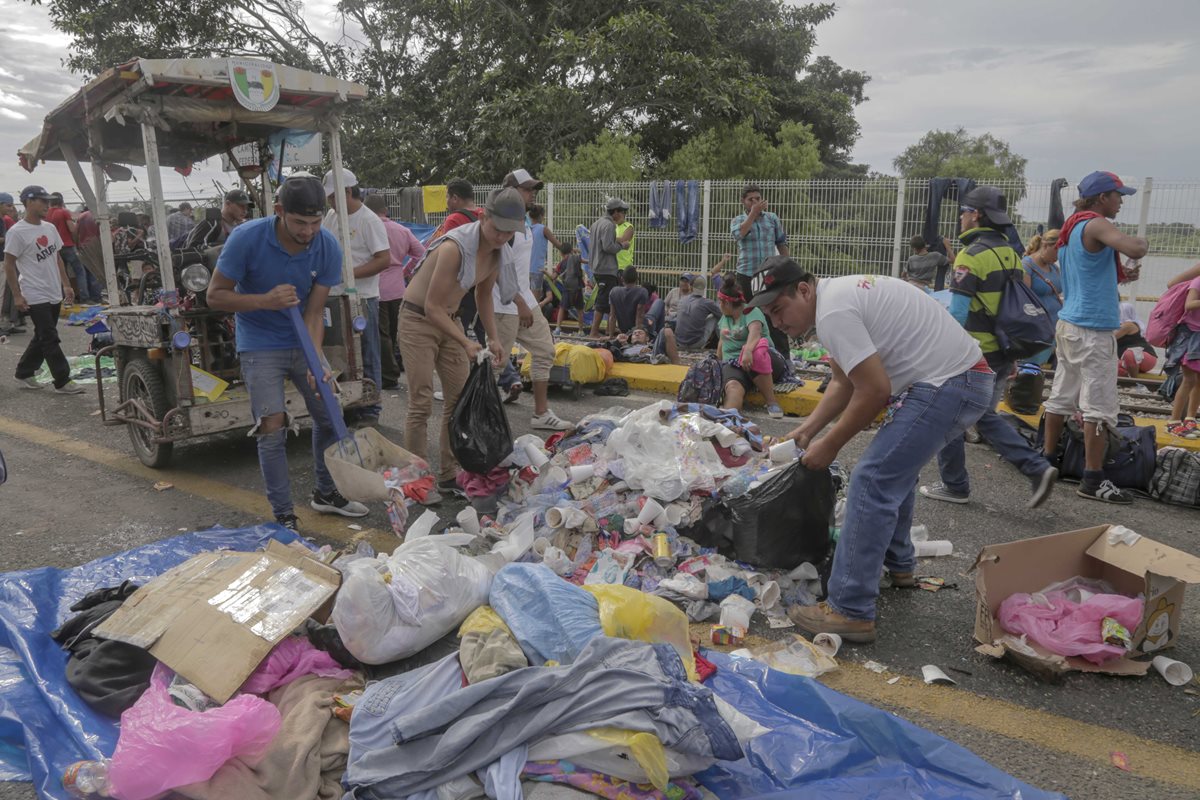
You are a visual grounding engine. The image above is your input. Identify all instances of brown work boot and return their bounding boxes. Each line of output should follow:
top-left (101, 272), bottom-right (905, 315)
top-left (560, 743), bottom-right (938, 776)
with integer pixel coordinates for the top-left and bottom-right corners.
top-left (787, 602), bottom-right (876, 643)
top-left (888, 571), bottom-right (916, 588)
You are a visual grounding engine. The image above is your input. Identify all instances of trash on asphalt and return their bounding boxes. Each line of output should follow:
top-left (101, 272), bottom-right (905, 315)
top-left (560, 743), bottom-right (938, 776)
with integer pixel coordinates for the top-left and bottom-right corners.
top-left (740, 634), bottom-right (838, 678)
top-left (921, 665), bottom-right (957, 685)
top-left (1151, 655), bottom-right (1194, 686)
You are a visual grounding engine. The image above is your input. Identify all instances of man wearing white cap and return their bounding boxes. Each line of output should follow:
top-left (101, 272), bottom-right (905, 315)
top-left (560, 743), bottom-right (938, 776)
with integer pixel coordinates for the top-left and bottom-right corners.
top-left (323, 168), bottom-right (390, 426)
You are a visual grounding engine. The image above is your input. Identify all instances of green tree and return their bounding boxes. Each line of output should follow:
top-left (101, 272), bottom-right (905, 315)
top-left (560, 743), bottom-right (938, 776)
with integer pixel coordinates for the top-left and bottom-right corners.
top-left (539, 131), bottom-right (644, 183)
top-left (892, 127), bottom-right (1027, 184)
top-left (30, 0), bottom-right (869, 186)
top-left (661, 121), bottom-right (821, 180)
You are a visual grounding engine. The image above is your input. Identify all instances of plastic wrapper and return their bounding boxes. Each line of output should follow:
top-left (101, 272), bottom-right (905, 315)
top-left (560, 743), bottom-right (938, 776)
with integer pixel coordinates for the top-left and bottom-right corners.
top-left (997, 584), bottom-right (1143, 665)
top-left (742, 634), bottom-right (837, 678)
top-left (450, 359), bottom-right (514, 474)
top-left (107, 665), bottom-right (281, 800)
top-left (583, 584), bottom-right (698, 680)
top-left (490, 562), bottom-right (602, 665)
top-left (239, 636), bottom-right (354, 695)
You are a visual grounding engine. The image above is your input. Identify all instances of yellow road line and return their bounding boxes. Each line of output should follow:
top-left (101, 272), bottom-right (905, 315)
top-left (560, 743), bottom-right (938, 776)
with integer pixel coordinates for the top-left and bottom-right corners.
top-left (0, 415), bottom-right (393, 548)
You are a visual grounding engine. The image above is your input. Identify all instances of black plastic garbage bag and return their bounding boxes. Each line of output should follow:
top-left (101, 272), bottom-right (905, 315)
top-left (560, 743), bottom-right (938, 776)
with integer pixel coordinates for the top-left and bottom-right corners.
top-left (726, 461), bottom-right (835, 569)
top-left (450, 359), bottom-right (514, 474)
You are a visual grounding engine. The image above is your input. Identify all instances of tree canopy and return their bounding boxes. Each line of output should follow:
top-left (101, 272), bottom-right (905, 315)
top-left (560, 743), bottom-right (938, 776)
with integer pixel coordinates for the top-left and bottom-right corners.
top-left (892, 127), bottom-right (1027, 184)
top-left (30, 0), bottom-right (869, 186)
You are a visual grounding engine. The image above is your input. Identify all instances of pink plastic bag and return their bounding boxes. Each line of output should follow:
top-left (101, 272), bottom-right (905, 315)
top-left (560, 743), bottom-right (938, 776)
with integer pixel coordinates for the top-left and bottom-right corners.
top-left (108, 665), bottom-right (281, 800)
top-left (239, 636), bottom-right (355, 695)
top-left (998, 588), bottom-right (1143, 664)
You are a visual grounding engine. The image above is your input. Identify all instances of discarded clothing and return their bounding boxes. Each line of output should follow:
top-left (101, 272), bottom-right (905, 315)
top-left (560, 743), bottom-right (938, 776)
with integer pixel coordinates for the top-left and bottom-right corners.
top-left (490, 562), bottom-right (602, 665)
top-left (705, 577), bottom-right (755, 603)
top-left (399, 474), bottom-right (436, 504)
top-left (523, 760), bottom-right (703, 800)
top-left (554, 419), bottom-right (619, 451)
top-left (239, 635), bottom-right (356, 695)
top-left (460, 627), bottom-right (528, 685)
top-left (344, 637), bottom-right (742, 797)
top-left (49, 580), bottom-right (156, 718)
top-left (593, 378), bottom-right (630, 397)
top-left (457, 467), bottom-right (512, 499)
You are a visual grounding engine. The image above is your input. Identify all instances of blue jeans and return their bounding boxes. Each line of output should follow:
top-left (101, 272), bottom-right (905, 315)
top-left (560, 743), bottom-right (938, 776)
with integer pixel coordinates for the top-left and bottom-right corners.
top-left (497, 358), bottom-right (521, 390)
top-left (643, 298), bottom-right (665, 334)
top-left (61, 246), bottom-right (101, 302)
top-left (241, 348), bottom-right (338, 517)
top-left (828, 369), bottom-right (993, 620)
top-left (936, 363), bottom-right (1051, 494)
top-left (358, 297), bottom-right (382, 418)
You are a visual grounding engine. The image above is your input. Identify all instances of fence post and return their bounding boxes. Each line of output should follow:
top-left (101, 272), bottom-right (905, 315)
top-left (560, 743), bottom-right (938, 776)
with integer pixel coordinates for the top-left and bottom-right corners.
top-left (1129, 177), bottom-right (1152, 302)
top-left (890, 177), bottom-right (907, 278)
top-left (700, 180), bottom-right (712, 277)
top-left (546, 182), bottom-right (555, 234)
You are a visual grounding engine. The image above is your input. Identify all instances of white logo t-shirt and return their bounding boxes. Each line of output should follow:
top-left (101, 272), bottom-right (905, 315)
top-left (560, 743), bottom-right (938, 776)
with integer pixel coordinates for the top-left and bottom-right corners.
top-left (3, 219), bottom-right (64, 305)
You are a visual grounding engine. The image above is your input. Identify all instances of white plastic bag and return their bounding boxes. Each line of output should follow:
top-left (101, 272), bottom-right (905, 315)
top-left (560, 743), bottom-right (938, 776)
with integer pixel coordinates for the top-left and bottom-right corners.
top-left (332, 538), bottom-right (493, 664)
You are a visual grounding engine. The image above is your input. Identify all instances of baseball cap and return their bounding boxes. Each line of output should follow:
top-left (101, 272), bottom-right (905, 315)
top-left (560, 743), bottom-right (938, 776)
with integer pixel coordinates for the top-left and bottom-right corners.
top-left (680, 273), bottom-right (695, 283)
top-left (1078, 170), bottom-right (1137, 198)
top-left (605, 197), bottom-right (630, 213)
top-left (502, 168), bottom-right (543, 191)
top-left (278, 175), bottom-right (326, 216)
top-left (224, 189), bottom-right (250, 206)
top-left (745, 255), bottom-right (813, 309)
top-left (484, 188), bottom-right (527, 232)
top-left (961, 186), bottom-right (1011, 227)
top-left (19, 185), bottom-right (50, 203)
top-left (0, 192), bottom-right (13, 205)
top-left (322, 168), bottom-right (358, 195)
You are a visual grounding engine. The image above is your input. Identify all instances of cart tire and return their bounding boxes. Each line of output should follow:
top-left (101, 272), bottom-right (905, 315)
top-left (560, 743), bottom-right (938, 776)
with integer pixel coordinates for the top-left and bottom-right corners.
top-left (122, 358), bottom-right (174, 468)
top-left (571, 382), bottom-right (583, 400)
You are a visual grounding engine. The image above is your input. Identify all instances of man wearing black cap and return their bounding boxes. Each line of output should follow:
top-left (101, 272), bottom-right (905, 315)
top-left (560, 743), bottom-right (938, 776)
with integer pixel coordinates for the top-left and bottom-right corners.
top-left (918, 186), bottom-right (1058, 509)
top-left (185, 189), bottom-right (250, 250)
top-left (588, 196), bottom-right (635, 337)
top-left (206, 174), bottom-right (368, 531)
top-left (1040, 171), bottom-right (1148, 504)
top-left (749, 257), bottom-right (993, 641)
top-left (5, 185), bottom-right (82, 393)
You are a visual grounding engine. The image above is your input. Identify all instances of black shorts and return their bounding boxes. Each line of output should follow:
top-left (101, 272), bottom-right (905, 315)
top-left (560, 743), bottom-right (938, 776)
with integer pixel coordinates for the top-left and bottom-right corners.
top-left (561, 288), bottom-right (584, 309)
top-left (721, 348), bottom-right (788, 392)
top-left (594, 274), bottom-right (619, 312)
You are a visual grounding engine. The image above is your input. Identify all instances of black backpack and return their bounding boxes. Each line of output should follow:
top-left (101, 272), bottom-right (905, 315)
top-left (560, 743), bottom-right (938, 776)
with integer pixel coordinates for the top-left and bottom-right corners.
top-left (977, 243), bottom-right (1056, 360)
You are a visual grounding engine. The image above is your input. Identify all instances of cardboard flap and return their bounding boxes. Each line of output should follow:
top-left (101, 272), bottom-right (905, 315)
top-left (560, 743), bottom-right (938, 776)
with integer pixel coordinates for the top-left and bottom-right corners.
top-left (1086, 533), bottom-right (1200, 585)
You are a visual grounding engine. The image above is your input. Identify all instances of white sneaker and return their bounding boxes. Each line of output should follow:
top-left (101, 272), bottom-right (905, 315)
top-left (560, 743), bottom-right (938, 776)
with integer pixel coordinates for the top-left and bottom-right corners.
top-left (54, 381), bottom-right (85, 395)
top-left (16, 376), bottom-right (43, 390)
top-left (531, 409), bottom-right (573, 431)
top-left (433, 390), bottom-right (444, 401)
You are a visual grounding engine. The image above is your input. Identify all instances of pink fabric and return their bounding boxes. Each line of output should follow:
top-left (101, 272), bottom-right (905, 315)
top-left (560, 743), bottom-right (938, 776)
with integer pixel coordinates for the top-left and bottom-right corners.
top-left (748, 337), bottom-right (772, 373)
top-left (378, 217), bottom-right (428, 302)
top-left (239, 636), bottom-right (355, 695)
top-left (998, 590), bottom-right (1143, 664)
top-left (456, 466), bottom-right (512, 498)
top-left (1118, 349), bottom-right (1157, 377)
top-left (1180, 276), bottom-right (1200, 332)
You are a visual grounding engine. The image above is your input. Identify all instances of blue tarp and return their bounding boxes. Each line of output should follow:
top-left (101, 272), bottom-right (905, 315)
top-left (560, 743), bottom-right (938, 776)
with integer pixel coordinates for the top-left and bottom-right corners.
top-left (697, 651), bottom-right (1064, 799)
top-left (1, 526), bottom-right (1062, 800)
top-left (0, 525), bottom-right (298, 800)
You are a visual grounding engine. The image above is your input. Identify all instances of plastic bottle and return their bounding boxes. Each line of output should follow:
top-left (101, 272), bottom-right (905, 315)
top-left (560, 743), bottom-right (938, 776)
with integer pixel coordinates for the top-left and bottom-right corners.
top-left (62, 760), bottom-right (112, 798)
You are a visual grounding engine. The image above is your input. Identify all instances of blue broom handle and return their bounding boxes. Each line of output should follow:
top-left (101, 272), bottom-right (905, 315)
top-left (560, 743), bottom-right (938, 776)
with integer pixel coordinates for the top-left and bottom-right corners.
top-left (286, 304), bottom-right (351, 442)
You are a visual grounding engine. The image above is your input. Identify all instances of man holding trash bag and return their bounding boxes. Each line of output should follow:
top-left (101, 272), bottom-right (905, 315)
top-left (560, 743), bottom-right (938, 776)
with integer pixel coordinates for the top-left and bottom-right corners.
top-left (398, 188), bottom-right (522, 493)
top-left (207, 174), bottom-right (369, 531)
top-left (751, 257), bottom-right (994, 642)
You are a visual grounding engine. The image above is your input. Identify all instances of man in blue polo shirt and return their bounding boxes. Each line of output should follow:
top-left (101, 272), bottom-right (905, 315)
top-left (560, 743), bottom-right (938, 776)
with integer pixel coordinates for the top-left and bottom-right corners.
top-left (207, 174), bottom-right (368, 530)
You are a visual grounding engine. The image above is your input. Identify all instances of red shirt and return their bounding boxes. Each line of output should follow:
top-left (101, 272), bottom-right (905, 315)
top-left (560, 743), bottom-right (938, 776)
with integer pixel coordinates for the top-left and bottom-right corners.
top-left (45, 207), bottom-right (75, 247)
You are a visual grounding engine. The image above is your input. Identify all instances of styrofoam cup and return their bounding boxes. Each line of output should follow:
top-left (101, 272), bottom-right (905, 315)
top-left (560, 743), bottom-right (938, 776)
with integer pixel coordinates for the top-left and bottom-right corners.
top-left (769, 439), bottom-right (797, 462)
top-left (755, 580), bottom-right (781, 609)
top-left (813, 632), bottom-right (842, 657)
top-left (637, 497), bottom-right (664, 525)
top-left (524, 442), bottom-right (549, 468)
top-left (568, 464), bottom-right (595, 482)
top-left (455, 506), bottom-right (480, 535)
top-left (915, 539), bottom-right (953, 557)
top-left (624, 518), bottom-right (643, 536)
top-left (1152, 655), bottom-right (1194, 686)
top-left (664, 504), bottom-right (684, 526)
top-left (545, 507), bottom-right (566, 528)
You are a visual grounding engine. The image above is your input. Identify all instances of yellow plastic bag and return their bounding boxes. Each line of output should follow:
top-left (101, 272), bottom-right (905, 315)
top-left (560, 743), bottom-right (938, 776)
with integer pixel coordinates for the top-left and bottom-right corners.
top-left (457, 605), bottom-right (512, 639)
top-left (583, 584), bottom-right (698, 681)
top-left (585, 727), bottom-right (669, 791)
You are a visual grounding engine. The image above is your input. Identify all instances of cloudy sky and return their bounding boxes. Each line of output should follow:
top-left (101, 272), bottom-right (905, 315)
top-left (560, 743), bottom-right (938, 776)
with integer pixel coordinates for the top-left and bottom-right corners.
top-left (1, 0), bottom-right (1197, 205)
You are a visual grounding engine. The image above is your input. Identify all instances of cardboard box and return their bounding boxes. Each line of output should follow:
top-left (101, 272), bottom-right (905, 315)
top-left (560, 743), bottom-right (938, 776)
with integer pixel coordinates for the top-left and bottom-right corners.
top-left (95, 541), bottom-right (340, 703)
top-left (972, 524), bottom-right (1200, 679)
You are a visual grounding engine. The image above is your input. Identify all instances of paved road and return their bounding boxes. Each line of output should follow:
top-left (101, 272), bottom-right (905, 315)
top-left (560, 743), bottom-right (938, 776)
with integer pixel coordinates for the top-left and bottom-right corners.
top-left (1, 324), bottom-right (1198, 800)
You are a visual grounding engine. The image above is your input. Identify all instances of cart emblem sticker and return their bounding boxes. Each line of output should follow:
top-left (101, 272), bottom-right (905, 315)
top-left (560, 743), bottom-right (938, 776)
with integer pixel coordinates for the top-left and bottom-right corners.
top-left (228, 58), bottom-right (280, 112)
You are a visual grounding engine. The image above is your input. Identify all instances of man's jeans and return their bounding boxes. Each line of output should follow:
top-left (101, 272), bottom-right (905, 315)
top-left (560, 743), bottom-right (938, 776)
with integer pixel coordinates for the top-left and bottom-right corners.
top-left (240, 348), bottom-right (338, 518)
top-left (358, 297), bottom-right (382, 418)
top-left (936, 362), bottom-right (1052, 494)
top-left (828, 369), bottom-right (993, 620)
top-left (61, 246), bottom-right (101, 302)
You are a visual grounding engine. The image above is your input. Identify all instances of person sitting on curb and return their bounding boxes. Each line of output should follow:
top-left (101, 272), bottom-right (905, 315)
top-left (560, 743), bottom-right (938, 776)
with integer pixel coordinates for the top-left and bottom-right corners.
top-left (753, 258), bottom-right (994, 643)
top-left (716, 286), bottom-right (786, 418)
top-left (656, 286), bottom-right (722, 364)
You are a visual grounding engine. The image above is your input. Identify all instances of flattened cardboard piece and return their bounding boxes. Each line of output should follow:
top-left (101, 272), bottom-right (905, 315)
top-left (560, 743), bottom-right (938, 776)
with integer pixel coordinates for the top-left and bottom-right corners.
top-left (973, 524), bottom-right (1193, 679)
top-left (95, 545), bottom-right (340, 703)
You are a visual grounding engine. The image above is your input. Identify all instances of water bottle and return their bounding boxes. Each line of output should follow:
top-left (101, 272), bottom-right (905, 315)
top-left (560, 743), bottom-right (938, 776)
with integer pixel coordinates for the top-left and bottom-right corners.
top-left (62, 760), bottom-right (112, 798)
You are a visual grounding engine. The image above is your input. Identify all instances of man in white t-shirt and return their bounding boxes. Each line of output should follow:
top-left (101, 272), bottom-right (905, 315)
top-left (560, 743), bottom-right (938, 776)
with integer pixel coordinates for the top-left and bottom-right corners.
top-left (323, 169), bottom-right (390, 426)
top-left (750, 256), bottom-right (994, 642)
top-left (4, 185), bottom-right (83, 393)
top-left (493, 169), bottom-right (573, 431)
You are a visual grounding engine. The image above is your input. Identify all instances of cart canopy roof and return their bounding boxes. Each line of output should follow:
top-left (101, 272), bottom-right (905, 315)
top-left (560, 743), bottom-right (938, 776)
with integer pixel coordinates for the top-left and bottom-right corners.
top-left (19, 57), bottom-right (366, 172)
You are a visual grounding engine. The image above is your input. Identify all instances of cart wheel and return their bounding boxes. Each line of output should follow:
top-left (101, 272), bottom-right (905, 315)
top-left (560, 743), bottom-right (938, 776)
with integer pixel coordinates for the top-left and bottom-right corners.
top-left (571, 381), bottom-right (583, 400)
top-left (121, 358), bottom-right (174, 468)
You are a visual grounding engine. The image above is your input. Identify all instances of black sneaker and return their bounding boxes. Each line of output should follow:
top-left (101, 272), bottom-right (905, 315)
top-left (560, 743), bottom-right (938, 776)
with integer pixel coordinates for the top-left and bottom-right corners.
top-left (275, 514), bottom-right (300, 531)
top-left (311, 488), bottom-right (369, 517)
top-left (1027, 466), bottom-right (1058, 509)
top-left (1077, 479), bottom-right (1133, 505)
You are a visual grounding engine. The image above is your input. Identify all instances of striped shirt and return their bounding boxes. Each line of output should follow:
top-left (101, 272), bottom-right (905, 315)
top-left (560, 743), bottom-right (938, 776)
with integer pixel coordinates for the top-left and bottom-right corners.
top-left (949, 227), bottom-right (1023, 360)
top-left (730, 211), bottom-right (786, 276)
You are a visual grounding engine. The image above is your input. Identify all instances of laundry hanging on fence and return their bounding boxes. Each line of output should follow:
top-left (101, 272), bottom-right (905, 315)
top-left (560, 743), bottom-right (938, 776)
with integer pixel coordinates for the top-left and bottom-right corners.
top-left (649, 181), bottom-right (672, 229)
top-left (676, 180), bottom-right (699, 244)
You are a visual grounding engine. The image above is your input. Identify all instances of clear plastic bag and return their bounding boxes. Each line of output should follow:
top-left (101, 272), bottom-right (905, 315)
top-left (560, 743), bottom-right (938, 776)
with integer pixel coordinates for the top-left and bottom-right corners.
top-left (107, 665), bottom-right (281, 800)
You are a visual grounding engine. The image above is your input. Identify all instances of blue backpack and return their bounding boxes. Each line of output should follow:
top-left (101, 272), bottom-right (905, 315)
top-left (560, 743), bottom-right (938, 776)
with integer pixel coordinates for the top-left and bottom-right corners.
top-left (678, 354), bottom-right (724, 405)
top-left (980, 243), bottom-right (1056, 360)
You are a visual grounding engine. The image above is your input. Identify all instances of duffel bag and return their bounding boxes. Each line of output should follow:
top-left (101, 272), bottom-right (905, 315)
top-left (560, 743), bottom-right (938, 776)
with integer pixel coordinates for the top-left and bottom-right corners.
top-left (1149, 446), bottom-right (1200, 507)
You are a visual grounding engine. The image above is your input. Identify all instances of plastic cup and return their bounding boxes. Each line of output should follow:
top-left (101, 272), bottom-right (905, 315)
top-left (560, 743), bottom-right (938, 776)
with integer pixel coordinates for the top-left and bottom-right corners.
top-left (1152, 655), bottom-right (1194, 686)
top-left (769, 439), bottom-right (797, 463)
top-left (623, 518), bottom-right (643, 536)
top-left (568, 464), bottom-right (595, 482)
top-left (915, 539), bottom-right (953, 557)
top-left (637, 497), bottom-right (664, 525)
top-left (455, 507), bottom-right (481, 536)
top-left (524, 442), bottom-right (549, 468)
top-left (813, 632), bottom-right (842, 657)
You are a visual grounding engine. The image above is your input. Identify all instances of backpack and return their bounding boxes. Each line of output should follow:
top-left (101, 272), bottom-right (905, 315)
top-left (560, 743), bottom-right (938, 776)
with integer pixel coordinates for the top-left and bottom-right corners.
top-left (1149, 446), bottom-right (1200, 506)
top-left (976, 242), bottom-right (1056, 360)
top-left (1145, 282), bottom-right (1191, 347)
top-left (677, 354), bottom-right (724, 405)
